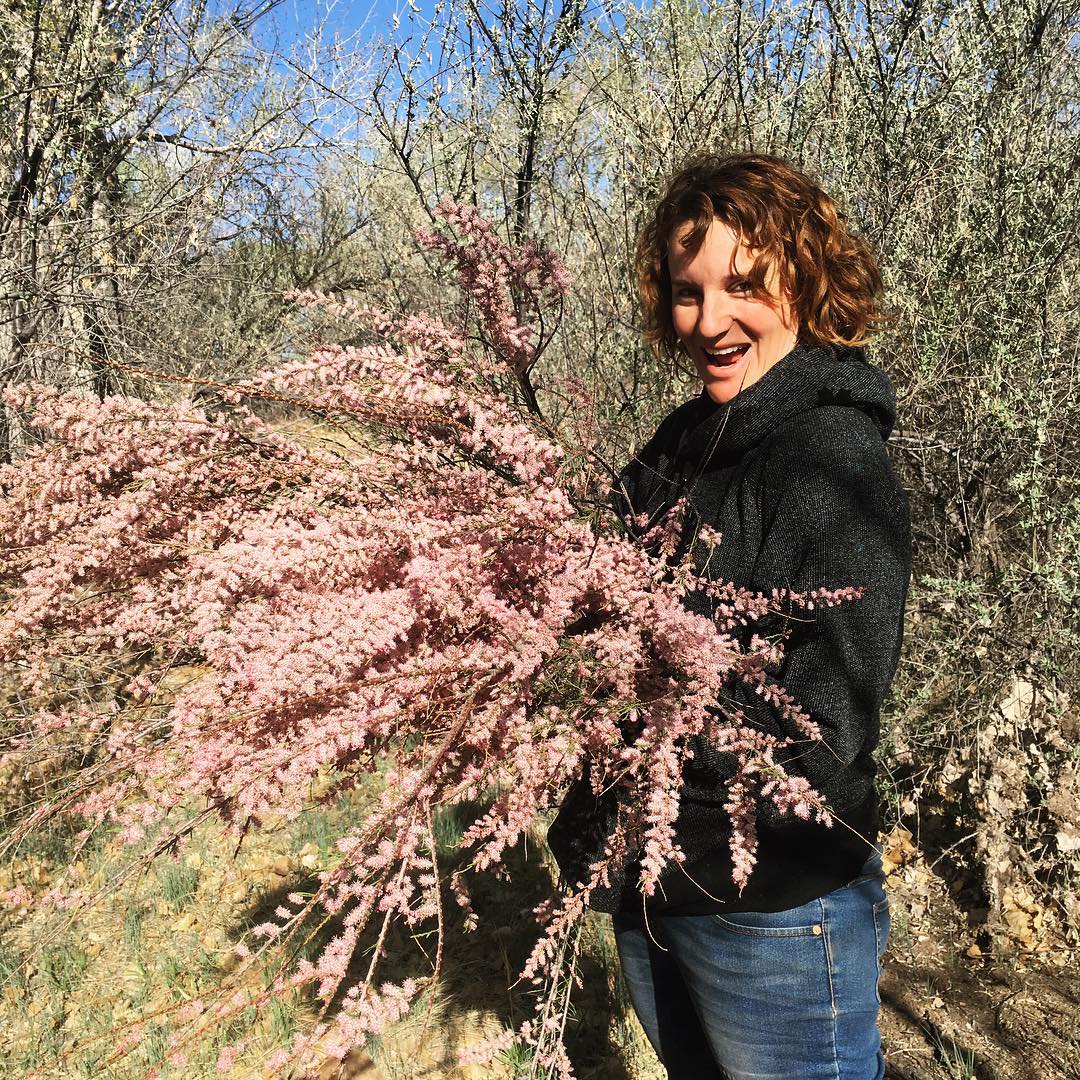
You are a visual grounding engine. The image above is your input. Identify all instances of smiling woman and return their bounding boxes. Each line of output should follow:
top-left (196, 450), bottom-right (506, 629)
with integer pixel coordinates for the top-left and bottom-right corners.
top-left (548, 153), bottom-right (912, 1080)
top-left (637, 151), bottom-right (889, 369)
top-left (668, 219), bottom-right (799, 404)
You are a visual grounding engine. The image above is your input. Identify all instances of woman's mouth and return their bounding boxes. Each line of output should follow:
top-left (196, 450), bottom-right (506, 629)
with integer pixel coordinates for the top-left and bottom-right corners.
top-left (702, 343), bottom-right (751, 367)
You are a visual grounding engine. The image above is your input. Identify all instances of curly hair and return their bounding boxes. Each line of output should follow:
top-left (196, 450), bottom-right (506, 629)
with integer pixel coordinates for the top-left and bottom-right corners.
top-left (636, 152), bottom-right (890, 366)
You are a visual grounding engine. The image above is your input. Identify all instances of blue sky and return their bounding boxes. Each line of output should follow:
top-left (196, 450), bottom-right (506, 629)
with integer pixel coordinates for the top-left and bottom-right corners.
top-left (255, 0), bottom-right (629, 53)
top-left (258, 0), bottom-right (447, 50)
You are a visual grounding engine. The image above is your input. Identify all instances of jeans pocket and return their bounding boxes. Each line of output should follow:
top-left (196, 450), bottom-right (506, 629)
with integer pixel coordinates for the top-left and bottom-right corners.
top-left (712, 900), bottom-right (823, 938)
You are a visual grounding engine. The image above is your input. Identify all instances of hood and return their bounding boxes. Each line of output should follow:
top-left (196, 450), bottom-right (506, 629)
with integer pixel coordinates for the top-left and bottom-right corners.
top-left (678, 342), bottom-right (897, 465)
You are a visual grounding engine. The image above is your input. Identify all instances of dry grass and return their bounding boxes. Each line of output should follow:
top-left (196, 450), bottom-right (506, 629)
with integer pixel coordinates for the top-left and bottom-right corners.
top-left (0, 769), bottom-right (660, 1079)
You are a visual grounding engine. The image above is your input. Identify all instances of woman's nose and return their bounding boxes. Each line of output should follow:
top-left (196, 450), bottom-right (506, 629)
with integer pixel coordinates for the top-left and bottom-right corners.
top-left (698, 291), bottom-right (735, 339)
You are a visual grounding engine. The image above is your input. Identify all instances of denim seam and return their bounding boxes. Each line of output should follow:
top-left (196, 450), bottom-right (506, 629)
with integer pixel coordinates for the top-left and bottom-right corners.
top-left (818, 897), bottom-right (842, 1080)
top-left (872, 897), bottom-right (889, 1007)
top-left (833, 872), bottom-right (874, 893)
top-left (710, 915), bottom-right (819, 938)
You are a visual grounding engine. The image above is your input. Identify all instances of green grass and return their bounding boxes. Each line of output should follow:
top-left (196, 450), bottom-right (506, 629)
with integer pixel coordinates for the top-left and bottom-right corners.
top-left (161, 954), bottom-right (184, 993)
top-left (41, 940), bottom-right (90, 994)
top-left (0, 935), bottom-right (29, 994)
top-left (431, 802), bottom-right (471, 858)
top-left (122, 904), bottom-right (144, 953)
top-left (137, 1021), bottom-right (171, 1070)
top-left (126, 957), bottom-right (153, 1008)
top-left (287, 782), bottom-right (373, 858)
top-left (931, 1031), bottom-right (977, 1079)
top-left (289, 803), bottom-right (343, 858)
top-left (218, 1004), bottom-right (259, 1046)
top-left (75, 1043), bottom-right (109, 1079)
top-left (72, 1002), bottom-right (116, 1079)
top-left (499, 1039), bottom-right (537, 1077)
top-left (157, 860), bottom-right (200, 911)
top-left (267, 995), bottom-right (297, 1043)
top-left (193, 943), bottom-right (221, 981)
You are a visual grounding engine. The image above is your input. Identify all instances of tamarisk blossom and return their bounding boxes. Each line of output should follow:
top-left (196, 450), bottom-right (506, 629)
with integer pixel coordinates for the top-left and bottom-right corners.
top-left (0, 200), bottom-right (858, 1078)
top-left (416, 198), bottom-right (571, 378)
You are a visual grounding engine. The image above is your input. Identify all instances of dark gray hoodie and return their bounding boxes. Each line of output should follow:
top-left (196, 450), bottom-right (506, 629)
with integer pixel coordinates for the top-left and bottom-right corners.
top-left (548, 342), bottom-right (912, 915)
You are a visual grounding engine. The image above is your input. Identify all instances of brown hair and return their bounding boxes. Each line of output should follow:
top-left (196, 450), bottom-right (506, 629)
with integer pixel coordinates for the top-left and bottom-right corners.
top-left (636, 152), bottom-right (890, 366)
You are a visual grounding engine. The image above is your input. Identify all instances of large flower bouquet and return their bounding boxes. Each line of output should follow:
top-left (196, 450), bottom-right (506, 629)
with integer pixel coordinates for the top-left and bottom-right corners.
top-left (0, 202), bottom-right (847, 1077)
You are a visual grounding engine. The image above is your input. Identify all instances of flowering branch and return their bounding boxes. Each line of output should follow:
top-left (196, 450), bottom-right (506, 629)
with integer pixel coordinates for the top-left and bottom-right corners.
top-left (416, 197), bottom-right (570, 418)
top-left (0, 200), bottom-right (859, 1078)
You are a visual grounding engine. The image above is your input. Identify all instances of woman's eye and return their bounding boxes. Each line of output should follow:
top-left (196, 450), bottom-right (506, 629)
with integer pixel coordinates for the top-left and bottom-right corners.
top-left (732, 280), bottom-right (752, 294)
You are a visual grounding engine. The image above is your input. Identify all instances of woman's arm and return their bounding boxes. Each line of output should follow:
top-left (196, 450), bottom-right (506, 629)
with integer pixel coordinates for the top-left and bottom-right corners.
top-left (685, 406), bottom-right (911, 821)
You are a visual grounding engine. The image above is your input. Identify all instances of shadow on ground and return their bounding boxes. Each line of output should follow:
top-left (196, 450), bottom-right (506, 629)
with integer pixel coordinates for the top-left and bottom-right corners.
top-left (236, 798), bottom-right (641, 1079)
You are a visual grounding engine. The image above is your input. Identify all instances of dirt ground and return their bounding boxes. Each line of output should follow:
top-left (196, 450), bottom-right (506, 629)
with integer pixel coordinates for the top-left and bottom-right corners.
top-left (327, 822), bottom-right (1080, 1080)
top-left (879, 958), bottom-right (1078, 1080)
top-left (874, 849), bottom-right (1078, 1080)
top-left (2, 786), bottom-right (1075, 1080)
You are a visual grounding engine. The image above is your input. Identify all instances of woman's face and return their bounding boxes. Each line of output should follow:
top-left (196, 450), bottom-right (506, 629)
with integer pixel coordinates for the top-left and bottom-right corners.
top-left (667, 217), bottom-right (799, 405)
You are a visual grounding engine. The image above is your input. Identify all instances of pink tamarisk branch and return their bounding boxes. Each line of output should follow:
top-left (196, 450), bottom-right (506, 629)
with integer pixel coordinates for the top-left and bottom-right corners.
top-left (416, 197), bottom-right (569, 418)
top-left (0, 200), bottom-right (859, 1078)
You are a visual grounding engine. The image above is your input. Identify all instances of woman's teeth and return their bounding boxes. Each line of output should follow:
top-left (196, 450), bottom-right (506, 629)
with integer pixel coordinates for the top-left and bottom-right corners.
top-left (704, 345), bottom-right (749, 366)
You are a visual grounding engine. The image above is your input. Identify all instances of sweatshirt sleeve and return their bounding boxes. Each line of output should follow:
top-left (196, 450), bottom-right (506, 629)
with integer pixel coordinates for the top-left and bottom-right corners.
top-left (686, 408), bottom-right (911, 821)
top-left (608, 396), bottom-right (708, 537)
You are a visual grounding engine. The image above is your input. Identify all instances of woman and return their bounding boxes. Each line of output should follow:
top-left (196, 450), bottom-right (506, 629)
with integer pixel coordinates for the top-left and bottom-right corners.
top-left (548, 153), bottom-right (911, 1079)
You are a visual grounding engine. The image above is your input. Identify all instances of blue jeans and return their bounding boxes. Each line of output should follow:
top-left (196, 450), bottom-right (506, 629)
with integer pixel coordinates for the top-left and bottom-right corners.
top-left (613, 854), bottom-right (890, 1080)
